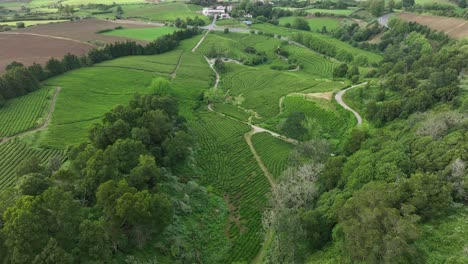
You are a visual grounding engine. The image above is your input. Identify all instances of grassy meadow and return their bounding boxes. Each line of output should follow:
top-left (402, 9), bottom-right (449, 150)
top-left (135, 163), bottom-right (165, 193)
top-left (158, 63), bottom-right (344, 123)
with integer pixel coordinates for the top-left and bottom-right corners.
top-left (278, 17), bottom-right (342, 31)
top-left (102, 26), bottom-right (179, 41)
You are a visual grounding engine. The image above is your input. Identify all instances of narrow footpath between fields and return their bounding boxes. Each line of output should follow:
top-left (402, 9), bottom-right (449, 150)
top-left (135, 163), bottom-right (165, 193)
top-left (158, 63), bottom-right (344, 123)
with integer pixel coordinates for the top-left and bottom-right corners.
top-left (0, 86), bottom-right (61, 144)
top-left (170, 51), bottom-right (185, 80)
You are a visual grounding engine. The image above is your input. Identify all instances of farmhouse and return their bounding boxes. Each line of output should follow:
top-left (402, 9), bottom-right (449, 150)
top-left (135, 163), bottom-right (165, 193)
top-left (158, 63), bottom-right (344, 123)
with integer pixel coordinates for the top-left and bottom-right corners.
top-left (202, 5), bottom-right (232, 18)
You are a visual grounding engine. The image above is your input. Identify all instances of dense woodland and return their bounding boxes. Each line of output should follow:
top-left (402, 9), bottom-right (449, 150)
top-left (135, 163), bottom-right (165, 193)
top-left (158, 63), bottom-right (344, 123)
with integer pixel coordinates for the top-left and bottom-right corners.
top-left (0, 91), bottom-right (216, 263)
top-left (263, 16), bottom-right (468, 264)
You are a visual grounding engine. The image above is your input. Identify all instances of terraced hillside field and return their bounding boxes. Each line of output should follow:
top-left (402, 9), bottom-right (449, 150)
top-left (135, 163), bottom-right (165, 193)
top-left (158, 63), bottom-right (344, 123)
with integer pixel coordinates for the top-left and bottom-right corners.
top-left (220, 63), bottom-right (323, 120)
top-left (38, 67), bottom-right (158, 148)
top-left (0, 140), bottom-right (65, 190)
top-left (192, 112), bottom-right (270, 263)
top-left (263, 95), bottom-right (355, 143)
top-left (0, 87), bottom-right (53, 138)
top-left (251, 132), bottom-right (294, 179)
top-left (251, 24), bottom-right (383, 64)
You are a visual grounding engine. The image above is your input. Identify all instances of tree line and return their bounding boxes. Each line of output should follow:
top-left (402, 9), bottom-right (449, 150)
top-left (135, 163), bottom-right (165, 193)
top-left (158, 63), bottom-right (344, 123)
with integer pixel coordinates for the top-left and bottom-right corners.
top-left (0, 28), bottom-right (201, 105)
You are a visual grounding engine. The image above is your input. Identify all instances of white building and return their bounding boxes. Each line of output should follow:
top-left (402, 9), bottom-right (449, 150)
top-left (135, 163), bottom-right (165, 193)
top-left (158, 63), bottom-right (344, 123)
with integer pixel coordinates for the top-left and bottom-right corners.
top-left (202, 7), bottom-right (225, 16)
top-left (202, 5), bottom-right (233, 18)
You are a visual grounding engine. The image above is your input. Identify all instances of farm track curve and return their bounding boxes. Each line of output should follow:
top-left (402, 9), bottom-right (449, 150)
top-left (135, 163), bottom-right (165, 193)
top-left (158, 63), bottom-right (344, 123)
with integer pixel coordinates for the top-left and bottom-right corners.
top-left (334, 82), bottom-right (367, 125)
top-left (0, 86), bottom-right (61, 144)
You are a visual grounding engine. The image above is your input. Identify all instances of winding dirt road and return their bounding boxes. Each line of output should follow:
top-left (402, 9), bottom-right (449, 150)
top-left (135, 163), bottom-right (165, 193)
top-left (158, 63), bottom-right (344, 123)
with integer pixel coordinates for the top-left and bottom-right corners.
top-left (334, 82), bottom-right (367, 125)
top-left (0, 86), bottom-right (61, 144)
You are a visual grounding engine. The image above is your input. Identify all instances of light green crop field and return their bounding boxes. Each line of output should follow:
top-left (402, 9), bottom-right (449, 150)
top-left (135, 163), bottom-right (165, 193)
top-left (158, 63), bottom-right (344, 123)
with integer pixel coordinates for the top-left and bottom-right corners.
top-left (415, 0), bottom-right (456, 5)
top-left (37, 67), bottom-right (158, 148)
top-left (0, 20), bottom-right (67, 27)
top-left (192, 111), bottom-right (269, 263)
top-left (0, 28), bottom-right (360, 262)
top-left (122, 3), bottom-right (208, 22)
top-left (102, 26), bottom-right (178, 41)
top-left (220, 63), bottom-right (324, 120)
top-left (283, 45), bottom-right (338, 78)
top-left (251, 132), bottom-right (294, 179)
top-left (262, 95), bottom-right (355, 142)
top-left (279, 16), bottom-right (341, 31)
top-left (0, 140), bottom-right (65, 191)
top-left (251, 24), bottom-right (383, 64)
top-left (305, 8), bottom-right (355, 15)
top-left (0, 87), bottom-right (53, 137)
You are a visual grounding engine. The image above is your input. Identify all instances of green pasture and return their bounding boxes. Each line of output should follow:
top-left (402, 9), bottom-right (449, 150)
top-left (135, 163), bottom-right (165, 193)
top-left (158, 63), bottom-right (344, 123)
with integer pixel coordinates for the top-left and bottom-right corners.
top-left (121, 3), bottom-right (208, 22)
top-left (0, 20), bottom-right (67, 27)
top-left (304, 8), bottom-right (355, 15)
top-left (278, 16), bottom-right (341, 31)
top-left (102, 26), bottom-right (179, 41)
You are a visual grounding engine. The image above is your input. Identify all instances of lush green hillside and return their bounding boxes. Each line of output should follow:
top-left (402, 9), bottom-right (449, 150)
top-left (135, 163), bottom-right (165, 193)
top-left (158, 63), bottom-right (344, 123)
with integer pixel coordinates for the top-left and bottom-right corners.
top-left (251, 132), bottom-right (294, 179)
top-left (0, 140), bottom-right (65, 190)
top-left (192, 112), bottom-right (270, 262)
top-left (0, 87), bottom-right (53, 138)
top-left (278, 17), bottom-right (341, 31)
top-left (102, 27), bottom-right (179, 41)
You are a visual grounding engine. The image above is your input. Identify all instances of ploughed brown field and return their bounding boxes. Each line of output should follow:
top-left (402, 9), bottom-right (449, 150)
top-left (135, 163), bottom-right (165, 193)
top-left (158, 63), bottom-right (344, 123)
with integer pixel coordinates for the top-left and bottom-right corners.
top-left (398, 13), bottom-right (468, 39)
top-left (0, 34), bottom-right (92, 73)
top-left (0, 19), bottom-right (153, 73)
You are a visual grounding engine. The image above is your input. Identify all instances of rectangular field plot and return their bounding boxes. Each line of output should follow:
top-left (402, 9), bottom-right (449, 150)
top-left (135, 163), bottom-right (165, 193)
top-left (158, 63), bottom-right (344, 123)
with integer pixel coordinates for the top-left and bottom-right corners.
top-left (102, 27), bottom-right (179, 41)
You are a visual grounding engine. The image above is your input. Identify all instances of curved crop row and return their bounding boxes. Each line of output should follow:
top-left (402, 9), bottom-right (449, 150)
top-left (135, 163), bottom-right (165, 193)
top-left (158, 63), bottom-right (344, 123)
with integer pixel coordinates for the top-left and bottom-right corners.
top-left (0, 140), bottom-right (65, 190)
top-left (251, 132), bottom-right (295, 179)
top-left (0, 87), bottom-right (52, 137)
top-left (192, 112), bottom-right (270, 262)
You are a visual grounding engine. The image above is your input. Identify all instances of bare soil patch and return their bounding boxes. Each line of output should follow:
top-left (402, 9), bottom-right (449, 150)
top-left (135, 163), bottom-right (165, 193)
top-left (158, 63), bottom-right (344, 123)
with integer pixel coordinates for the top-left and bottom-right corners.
top-left (0, 34), bottom-right (92, 73)
top-left (0, 19), bottom-right (155, 73)
top-left (18, 19), bottom-right (153, 44)
top-left (398, 13), bottom-right (468, 39)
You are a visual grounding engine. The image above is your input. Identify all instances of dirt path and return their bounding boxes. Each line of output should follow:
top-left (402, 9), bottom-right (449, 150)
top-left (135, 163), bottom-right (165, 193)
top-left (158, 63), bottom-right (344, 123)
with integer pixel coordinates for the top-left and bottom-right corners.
top-left (244, 130), bottom-right (277, 190)
top-left (192, 17), bottom-right (216, 52)
top-left (170, 51), bottom-right (184, 81)
top-left (205, 56), bottom-right (220, 90)
top-left (0, 86), bottom-right (61, 144)
top-left (0, 32), bottom-right (96, 47)
top-left (446, 21), bottom-right (468, 34)
top-left (334, 82), bottom-right (367, 125)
